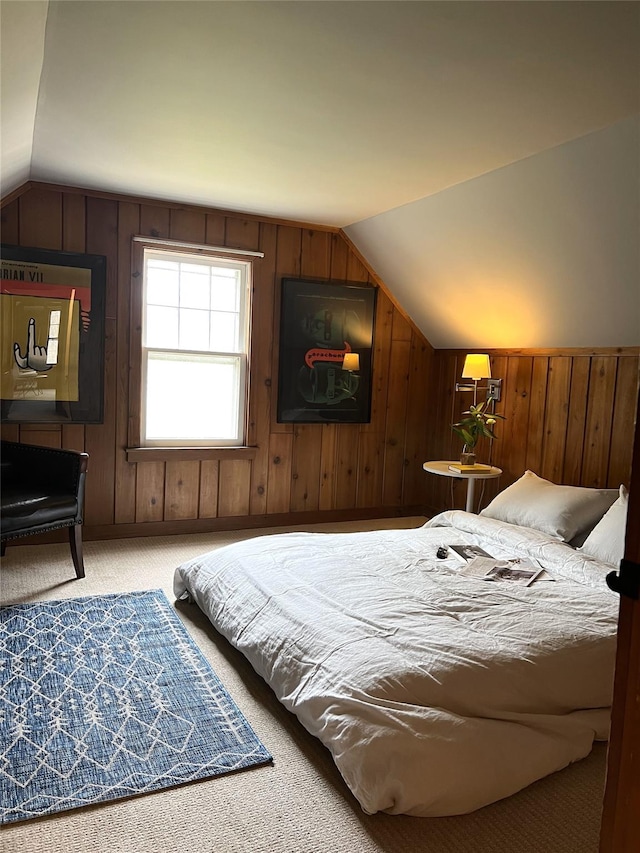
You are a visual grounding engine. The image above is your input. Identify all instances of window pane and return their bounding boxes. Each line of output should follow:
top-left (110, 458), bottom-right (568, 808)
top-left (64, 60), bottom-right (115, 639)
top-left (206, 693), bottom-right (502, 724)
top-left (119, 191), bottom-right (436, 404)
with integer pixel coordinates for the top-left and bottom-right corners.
top-left (180, 270), bottom-right (210, 309)
top-left (148, 259), bottom-right (178, 271)
top-left (147, 263), bottom-right (179, 306)
top-left (181, 262), bottom-right (209, 275)
top-left (211, 273), bottom-right (239, 312)
top-left (179, 308), bottom-right (210, 351)
top-left (146, 305), bottom-right (179, 348)
top-left (145, 352), bottom-right (240, 441)
top-left (210, 311), bottom-right (239, 351)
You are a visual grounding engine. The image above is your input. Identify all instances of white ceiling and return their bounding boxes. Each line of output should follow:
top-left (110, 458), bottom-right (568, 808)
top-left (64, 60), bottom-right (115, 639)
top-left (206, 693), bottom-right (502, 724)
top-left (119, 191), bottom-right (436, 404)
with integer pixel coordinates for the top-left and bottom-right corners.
top-left (1, 1), bottom-right (638, 348)
top-left (1, 1), bottom-right (638, 226)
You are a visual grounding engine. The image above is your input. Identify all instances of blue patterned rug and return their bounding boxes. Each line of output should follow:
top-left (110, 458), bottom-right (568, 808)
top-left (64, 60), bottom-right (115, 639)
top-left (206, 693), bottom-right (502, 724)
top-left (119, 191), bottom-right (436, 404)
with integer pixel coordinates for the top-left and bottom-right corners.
top-left (0, 589), bottom-right (272, 823)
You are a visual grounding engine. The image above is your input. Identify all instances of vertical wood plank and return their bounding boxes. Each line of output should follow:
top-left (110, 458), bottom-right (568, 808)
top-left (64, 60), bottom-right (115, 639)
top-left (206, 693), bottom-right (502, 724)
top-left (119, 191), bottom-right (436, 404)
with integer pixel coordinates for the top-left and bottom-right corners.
top-left (329, 233), bottom-right (349, 281)
top-left (169, 208), bottom-right (206, 243)
top-left (225, 217), bottom-right (260, 251)
top-left (498, 356), bottom-right (533, 485)
top-left (140, 205), bottom-right (170, 239)
top-left (540, 357), bottom-right (572, 484)
top-left (266, 432), bottom-right (293, 514)
top-left (61, 424), bottom-right (86, 452)
top-left (0, 199), bottom-right (20, 244)
top-left (205, 213), bottom-right (226, 245)
top-left (362, 288), bottom-right (393, 434)
top-left (334, 424), bottom-right (360, 510)
top-left (391, 309), bottom-right (412, 342)
top-left (318, 423), bottom-right (338, 511)
top-left (346, 251), bottom-right (369, 283)
top-left (83, 198), bottom-right (118, 526)
top-left (271, 226), bottom-right (301, 434)
top-left (84, 320), bottom-right (116, 524)
top-left (60, 192), bottom-right (87, 454)
top-left (524, 356), bottom-right (549, 476)
top-left (290, 425), bottom-right (322, 512)
top-left (248, 223), bottom-right (277, 514)
top-left (582, 356), bottom-right (617, 487)
top-left (19, 188), bottom-right (62, 249)
top-left (608, 355), bottom-right (639, 488)
top-left (357, 431), bottom-right (384, 508)
top-left (300, 229), bottom-right (331, 279)
top-left (198, 460), bottom-right (219, 518)
top-left (274, 225), bottom-right (302, 281)
top-left (218, 459), bottom-right (252, 517)
top-left (135, 462), bottom-right (165, 523)
top-left (164, 460), bottom-right (200, 520)
top-left (62, 193), bottom-right (86, 252)
top-left (425, 351), bottom-right (460, 509)
top-left (563, 356), bottom-right (591, 485)
top-left (402, 335), bottom-right (432, 507)
top-left (114, 201), bottom-right (140, 523)
top-left (382, 338), bottom-right (411, 506)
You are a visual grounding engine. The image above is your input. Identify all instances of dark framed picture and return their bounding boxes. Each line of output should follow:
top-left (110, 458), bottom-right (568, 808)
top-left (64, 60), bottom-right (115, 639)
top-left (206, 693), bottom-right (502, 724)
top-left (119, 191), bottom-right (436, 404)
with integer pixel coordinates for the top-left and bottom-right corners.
top-left (1, 244), bottom-right (107, 423)
top-left (277, 278), bottom-right (377, 423)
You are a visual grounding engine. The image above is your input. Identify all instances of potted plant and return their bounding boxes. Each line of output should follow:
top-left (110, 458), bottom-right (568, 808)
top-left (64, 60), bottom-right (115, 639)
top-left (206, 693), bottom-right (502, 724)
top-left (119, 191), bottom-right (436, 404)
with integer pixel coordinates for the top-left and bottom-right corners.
top-left (452, 401), bottom-right (505, 465)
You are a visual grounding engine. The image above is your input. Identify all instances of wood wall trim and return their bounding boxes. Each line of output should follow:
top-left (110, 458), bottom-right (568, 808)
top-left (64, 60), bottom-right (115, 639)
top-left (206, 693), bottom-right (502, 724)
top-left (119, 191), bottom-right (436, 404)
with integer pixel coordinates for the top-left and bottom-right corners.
top-left (126, 446), bottom-right (258, 463)
top-left (4, 506), bottom-right (428, 547)
top-left (21, 181), bottom-right (342, 233)
top-left (438, 347), bottom-right (639, 357)
top-left (1, 181), bottom-right (34, 209)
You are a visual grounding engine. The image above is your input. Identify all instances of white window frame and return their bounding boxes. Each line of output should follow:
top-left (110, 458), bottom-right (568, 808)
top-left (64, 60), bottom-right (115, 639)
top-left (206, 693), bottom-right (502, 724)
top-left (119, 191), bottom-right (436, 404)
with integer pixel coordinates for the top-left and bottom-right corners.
top-left (139, 245), bottom-right (252, 448)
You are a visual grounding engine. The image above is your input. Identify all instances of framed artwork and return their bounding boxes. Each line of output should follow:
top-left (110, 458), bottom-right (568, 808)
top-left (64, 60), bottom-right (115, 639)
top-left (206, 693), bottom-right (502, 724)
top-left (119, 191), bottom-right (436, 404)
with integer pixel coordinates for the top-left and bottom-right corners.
top-left (1, 244), bottom-right (107, 423)
top-left (277, 277), bottom-right (377, 423)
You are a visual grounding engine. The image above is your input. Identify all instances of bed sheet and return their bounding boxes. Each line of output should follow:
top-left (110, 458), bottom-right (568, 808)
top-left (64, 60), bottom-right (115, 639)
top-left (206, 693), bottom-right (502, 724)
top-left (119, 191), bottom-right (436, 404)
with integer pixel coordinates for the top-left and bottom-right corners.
top-left (174, 511), bottom-right (618, 816)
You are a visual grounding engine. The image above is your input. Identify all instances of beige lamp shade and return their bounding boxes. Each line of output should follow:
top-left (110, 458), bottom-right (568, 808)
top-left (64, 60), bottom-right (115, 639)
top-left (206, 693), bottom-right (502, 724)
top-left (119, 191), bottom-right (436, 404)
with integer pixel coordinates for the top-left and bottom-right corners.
top-left (342, 352), bottom-right (360, 371)
top-left (461, 353), bottom-right (491, 380)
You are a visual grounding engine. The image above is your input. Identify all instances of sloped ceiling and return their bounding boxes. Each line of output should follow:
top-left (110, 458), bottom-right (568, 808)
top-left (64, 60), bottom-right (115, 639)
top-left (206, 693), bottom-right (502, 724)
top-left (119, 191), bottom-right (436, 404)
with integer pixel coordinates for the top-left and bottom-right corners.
top-left (0, 1), bottom-right (48, 191)
top-left (1, 1), bottom-right (639, 346)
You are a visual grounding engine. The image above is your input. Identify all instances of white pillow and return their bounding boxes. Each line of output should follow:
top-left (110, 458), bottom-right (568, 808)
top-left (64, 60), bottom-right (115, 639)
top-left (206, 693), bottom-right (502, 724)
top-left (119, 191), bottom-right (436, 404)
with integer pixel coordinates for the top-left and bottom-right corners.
top-left (579, 485), bottom-right (628, 566)
top-left (479, 470), bottom-right (619, 542)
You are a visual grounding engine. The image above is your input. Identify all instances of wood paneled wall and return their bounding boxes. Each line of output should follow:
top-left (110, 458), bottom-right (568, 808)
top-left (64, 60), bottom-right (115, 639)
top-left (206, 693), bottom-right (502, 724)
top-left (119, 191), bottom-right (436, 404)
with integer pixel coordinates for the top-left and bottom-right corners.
top-left (425, 349), bottom-right (639, 513)
top-left (1, 184), bottom-right (433, 539)
top-left (2, 184), bottom-right (637, 536)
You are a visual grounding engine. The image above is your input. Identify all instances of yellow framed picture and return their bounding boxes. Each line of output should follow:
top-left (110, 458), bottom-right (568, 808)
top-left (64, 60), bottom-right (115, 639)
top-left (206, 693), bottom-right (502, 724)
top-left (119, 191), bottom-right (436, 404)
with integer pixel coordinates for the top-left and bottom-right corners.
top-left (1, 245), bottom-right (106, 423)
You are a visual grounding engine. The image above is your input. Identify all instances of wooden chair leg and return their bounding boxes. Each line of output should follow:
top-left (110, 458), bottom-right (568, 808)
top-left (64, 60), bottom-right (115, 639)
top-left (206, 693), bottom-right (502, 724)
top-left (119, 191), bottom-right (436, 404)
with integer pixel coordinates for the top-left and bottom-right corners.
top-left (69, 524), bottom-right (85, 579)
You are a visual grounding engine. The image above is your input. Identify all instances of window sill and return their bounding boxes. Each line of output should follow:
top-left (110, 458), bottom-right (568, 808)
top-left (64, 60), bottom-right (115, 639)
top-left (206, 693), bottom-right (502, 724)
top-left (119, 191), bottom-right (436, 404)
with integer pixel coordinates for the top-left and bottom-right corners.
top-left (126, 446), bottom-right (257, 463)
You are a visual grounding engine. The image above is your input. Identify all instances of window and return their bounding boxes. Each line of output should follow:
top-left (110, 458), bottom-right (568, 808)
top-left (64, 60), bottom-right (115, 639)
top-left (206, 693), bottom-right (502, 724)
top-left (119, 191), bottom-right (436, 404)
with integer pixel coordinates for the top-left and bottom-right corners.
top-left (138, 247), bottom-right (251, 447)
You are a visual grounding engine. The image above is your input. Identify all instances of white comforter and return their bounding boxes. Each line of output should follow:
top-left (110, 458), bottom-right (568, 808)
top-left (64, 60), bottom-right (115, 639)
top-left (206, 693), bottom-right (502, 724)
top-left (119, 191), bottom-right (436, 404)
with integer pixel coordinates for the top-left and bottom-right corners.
top-left (173, 511), bottom-right (618, 816)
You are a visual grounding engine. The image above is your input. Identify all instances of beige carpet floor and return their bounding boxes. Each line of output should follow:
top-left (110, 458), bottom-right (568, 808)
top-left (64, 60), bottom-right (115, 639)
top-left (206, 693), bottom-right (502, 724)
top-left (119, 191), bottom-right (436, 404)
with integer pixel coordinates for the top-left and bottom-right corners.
top-left (0, 517), bottom-right (606, 853)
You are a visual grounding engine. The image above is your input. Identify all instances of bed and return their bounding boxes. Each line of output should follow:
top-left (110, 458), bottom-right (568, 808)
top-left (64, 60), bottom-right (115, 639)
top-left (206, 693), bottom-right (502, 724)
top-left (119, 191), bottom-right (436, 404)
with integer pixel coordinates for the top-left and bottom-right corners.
top-left (173, 472), bottom-right (627, 817)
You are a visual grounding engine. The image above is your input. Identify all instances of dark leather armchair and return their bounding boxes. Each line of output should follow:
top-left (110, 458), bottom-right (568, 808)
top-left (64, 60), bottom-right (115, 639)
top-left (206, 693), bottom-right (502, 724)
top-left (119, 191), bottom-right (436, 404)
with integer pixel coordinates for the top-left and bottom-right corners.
top-left (1, 440), bottom-right (89, 579)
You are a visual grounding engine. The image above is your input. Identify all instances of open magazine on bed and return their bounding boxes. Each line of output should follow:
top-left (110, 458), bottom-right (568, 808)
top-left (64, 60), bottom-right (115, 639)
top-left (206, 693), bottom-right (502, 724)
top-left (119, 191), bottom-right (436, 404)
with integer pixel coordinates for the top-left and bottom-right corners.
top-left (461, 556), bottom-right (544, 585)
top-left (448, 544), bottom-right (546, 585)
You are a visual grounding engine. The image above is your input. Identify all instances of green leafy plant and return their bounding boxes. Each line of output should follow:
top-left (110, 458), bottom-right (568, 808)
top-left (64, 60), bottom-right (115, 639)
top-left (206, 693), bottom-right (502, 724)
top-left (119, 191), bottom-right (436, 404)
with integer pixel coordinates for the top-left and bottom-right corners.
top-left (452, 401), bottom-right (505, 451)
